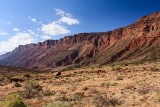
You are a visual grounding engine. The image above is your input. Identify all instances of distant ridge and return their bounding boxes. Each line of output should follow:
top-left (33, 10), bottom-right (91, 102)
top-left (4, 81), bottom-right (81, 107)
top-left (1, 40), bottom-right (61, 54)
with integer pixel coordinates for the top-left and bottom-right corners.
top-left (0, 12), bottom-right (160, 69)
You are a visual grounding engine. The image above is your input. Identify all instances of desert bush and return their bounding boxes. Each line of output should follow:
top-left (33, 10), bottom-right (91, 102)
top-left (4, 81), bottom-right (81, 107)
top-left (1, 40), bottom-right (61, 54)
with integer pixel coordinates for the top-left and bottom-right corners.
top-left (4, 93), bottom-right (27, 107)
top-left (54, 95), bottom-right (68, 102)
top-left (154, 93), bottom-right (160, 103)
top-left (43, 89), bottom-right (55, 96)
top-left (58, 92), bottom-right (84, 103)
top-left (112, 66), bottom-right (122, 71)
top-left (9, 77), bottom-right (24, 82)
top-left (101, 82), bottom-right (110, 88)
top-left (20, 80), bottom-right (43, 99)
top-left (116, 76), bottom-right (123, 80)
top-left (71, 92), bottom-right (84, 102)
top-left (43, 101), bottom-right (70, 107)
top-left (150, 66), bottom-right (159, 72)
top-left (24, 74), bottom-right (31, 78)
top-left (13, 82), bottom-right (22, 88)
top-left (110, 82), bottom-right (119, 86)
top-left (133, 61), bottom-right (143, 65)
top-left (124, 84), bottom-right (136, 90)
top-left (92, 93), bottom-right (122, 107)
top-left (137, 87), bottom-right (149, 95)
top-left (0, 101), bottom-right (4, 107)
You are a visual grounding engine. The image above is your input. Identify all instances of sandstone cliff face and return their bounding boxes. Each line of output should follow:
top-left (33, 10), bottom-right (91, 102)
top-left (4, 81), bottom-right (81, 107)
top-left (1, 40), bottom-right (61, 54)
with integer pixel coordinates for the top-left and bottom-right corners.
top-left (0, 12), bottom-right (160, 69)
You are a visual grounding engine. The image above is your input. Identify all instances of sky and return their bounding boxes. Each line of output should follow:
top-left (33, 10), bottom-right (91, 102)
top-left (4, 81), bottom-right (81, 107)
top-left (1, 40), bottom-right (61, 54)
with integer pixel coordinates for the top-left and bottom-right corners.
top-left (0, 0), bottom-right (160, 55)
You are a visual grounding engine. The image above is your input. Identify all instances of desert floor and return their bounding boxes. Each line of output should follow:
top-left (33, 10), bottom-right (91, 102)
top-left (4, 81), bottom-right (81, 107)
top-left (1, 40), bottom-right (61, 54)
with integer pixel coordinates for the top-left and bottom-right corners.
top-left (0, 62), bottom-right (160, 107)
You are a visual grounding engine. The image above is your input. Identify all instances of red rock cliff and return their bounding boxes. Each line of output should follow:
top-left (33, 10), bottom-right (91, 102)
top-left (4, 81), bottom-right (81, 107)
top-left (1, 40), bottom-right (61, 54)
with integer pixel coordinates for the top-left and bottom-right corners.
top-left (0, 12), bottom-right (160, 69)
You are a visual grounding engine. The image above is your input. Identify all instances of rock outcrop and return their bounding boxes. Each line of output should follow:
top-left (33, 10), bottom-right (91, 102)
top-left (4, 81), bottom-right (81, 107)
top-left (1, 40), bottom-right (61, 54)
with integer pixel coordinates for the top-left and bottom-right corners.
top-left (0, 12), bottom-right (160, 69)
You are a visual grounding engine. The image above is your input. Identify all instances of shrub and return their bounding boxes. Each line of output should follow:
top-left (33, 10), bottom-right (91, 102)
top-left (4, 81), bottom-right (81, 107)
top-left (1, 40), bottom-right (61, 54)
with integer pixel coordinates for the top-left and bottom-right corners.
top-left (92, 93), bottom-right (122, 107)
top-left (112, 66), bottom-right (122, 71)
top-left (9, 77), bottom-right (24, 83)
top-left (150, 66), bottom-right (159, 72)
top-left (116, 76), bottom-right (123, 80)
top-left (0, 101), bottom-right (4, 107)
top-left (13, 82), bottom-right (22, 88)
top-left (137, 87), bottom-right (149, 95)
top-left (43, 101), bottom-right (70, 107)
top-left (20, 80), bottom-right (43, 99)
top-left (4, 93), bottom-right (27, 107)
top-left (24, 74), bottom-right (31, 78)
top-left (43, 89), bottom-right (55, 96)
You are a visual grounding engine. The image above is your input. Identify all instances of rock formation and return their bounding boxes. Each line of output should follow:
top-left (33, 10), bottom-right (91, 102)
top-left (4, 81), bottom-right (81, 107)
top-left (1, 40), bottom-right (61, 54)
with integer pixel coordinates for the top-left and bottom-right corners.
top-left (0, 12), bottom-right (160, 69)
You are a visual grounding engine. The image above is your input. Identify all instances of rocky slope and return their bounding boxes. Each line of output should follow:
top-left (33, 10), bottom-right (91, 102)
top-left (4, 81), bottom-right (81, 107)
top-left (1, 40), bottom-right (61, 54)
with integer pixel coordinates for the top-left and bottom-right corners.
top-left (0, 12), bottom-right (160, 69)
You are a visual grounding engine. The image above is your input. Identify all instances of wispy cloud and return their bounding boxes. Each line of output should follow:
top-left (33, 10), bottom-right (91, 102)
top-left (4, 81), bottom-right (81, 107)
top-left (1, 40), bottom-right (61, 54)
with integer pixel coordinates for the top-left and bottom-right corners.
top-left (0, 31), bottom-right (8, 35)
top-left (55, 8), bottom-right (72, 17)
top-left (41, 8), bottom-right (79, 35)
top-left (59, 16), bottom-right (79, 25)
top-left (41, 22), bottom-right (70, 35)
top-left (0, 8), bottom-right (79, 55)
top-left (0, 32), bottom-right (36, 55)
top-left (40, 35), bottom-right (51, 40)
top-left (31, 18), bottom-right (37, 22)
top-left (12, 28), bottom-right (20, 32)
top-left (55, 8), bottom-right (79, 25)
top-left (28, 17), bottom-right (37, 22)
top-left (27, 30), bottom-right (36, 35)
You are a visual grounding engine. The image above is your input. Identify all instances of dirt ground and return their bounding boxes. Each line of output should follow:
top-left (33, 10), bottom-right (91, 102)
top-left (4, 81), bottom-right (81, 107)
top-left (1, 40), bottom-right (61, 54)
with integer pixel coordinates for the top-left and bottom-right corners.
top-left (0, 62), bottom-right (160, 107)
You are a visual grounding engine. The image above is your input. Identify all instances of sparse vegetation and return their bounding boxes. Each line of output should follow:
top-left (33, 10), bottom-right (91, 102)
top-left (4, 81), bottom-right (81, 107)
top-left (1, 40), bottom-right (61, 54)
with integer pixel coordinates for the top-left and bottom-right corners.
top-left (43, 89), bottom-right (55, 96)
top-left (112, 66), bottom-right (122, 71)
top-left (13, 82), bottom-right (22, 88)
top-left (24, 74), bottom-right (31, 78)
top-left (1, 62), bottom-right (160, 106)
top-left (116, 75), bottom-right (123, 80)
top-left (3, 93), bottom-right (27, 107)
top-left (43, 101), bottom-right (70, 107)
top-left (20, 80), bottom-right (43, 99)
top-left (92, 93), bottom-right (122, 107)
top-left (150, 66), bottom-right (159, 72)
top-left (0, 101), bottom-right (4, 107)
top-left (137, 86), bottom-right (149, 95)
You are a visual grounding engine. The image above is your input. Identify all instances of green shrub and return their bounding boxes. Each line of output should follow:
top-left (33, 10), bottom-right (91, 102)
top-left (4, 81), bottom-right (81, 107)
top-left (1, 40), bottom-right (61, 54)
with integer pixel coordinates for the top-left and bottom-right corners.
top-left (43, 101), bottom-right (70, 107)
top-left (0, 101), bottom-right (5, 107)
top-left (5, 93), bottom-right (27, 107)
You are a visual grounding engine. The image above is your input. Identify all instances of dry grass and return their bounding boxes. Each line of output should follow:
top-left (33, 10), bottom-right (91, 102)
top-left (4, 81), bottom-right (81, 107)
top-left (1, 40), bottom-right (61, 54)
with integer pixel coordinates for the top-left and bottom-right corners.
top-left (0, 62), bottom-right (160, 107)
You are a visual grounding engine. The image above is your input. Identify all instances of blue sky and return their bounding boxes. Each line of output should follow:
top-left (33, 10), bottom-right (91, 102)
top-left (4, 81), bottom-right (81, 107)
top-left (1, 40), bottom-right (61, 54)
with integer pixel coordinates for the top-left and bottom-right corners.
top-left (0, 0), bottom-right (160, 54)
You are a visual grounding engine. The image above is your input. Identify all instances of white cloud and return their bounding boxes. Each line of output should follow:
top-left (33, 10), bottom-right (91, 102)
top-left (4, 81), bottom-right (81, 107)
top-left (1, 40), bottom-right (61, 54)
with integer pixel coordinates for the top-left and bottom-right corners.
top-left (12, 28), bottom-right (20, 32)
top-left (31, 18), bottom-right (37, 22)
top-left (0, 9), bottom-right (79, 55)
top-left (55, 8), bottom-right (79, 26)
top-left (59, 16), bottom-right (79, 25)
top-left (28, 17), bottom-right (37, 22)
top-left (0, 32), bottom-right (36, 55)
top-left (40, 35), bottom-right (51, 40)
top-left (40, 9), bottom-right (79, 35)
top-left (38, 22), bottom-right (43, 24)
top-left (27, 30), bottom-right (36, 35)
top-left (0, 31), bottom-right (8, 35)
top-left (41, 22), bottom-right (70, 35)
top-left (55, 8), bottom-right (71, 17)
